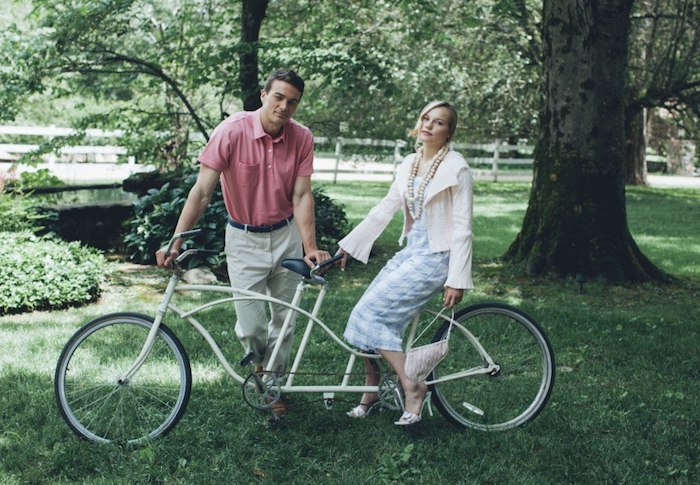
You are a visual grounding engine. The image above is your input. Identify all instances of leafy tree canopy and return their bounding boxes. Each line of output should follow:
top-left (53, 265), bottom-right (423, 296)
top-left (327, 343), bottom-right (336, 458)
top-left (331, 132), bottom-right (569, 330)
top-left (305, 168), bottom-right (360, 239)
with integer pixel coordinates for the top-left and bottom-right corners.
top-left (1, 0), bottom-right (542, 168)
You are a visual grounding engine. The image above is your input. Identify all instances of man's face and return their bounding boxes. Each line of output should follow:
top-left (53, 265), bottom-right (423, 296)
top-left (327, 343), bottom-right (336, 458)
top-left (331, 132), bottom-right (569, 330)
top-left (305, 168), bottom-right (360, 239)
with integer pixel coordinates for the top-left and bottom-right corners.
top-left (259, 80), bottom-right (301, 135)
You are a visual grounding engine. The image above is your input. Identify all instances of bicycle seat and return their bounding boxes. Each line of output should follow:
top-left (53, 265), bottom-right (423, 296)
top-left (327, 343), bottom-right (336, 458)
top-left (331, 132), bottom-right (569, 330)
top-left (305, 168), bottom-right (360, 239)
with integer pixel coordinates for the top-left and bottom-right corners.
top-left (282, 258), bottom-right (311, 278)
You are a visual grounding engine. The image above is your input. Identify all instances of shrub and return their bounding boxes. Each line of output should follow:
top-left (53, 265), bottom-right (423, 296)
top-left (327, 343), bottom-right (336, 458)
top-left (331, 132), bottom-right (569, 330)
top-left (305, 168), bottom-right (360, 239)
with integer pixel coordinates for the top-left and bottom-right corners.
top-left (0, 191), bottom-right (45, 233)
top-left (0, 232), bottom-right (105, 314)
top-left (312, 186), bottom-right (348, 249)
top-left (123, 174), bottom-right (348, 268)
top-left (124, 172), bottom-right (227, 268)
top-left (15, 169), bottom-right (65, 190)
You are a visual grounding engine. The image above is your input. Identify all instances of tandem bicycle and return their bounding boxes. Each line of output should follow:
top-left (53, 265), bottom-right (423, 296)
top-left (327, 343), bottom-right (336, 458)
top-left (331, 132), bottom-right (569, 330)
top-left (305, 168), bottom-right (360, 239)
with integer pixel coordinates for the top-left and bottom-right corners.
top-left (54, 230), bottom-right (555, 444)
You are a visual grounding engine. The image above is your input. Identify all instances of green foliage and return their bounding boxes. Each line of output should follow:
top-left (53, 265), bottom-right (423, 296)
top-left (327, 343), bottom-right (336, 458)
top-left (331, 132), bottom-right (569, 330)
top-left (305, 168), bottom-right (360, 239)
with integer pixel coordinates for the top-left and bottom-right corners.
top-left (1, 0), bottom-right (544, 168)
top-left (1, 0), bottom-right (240, 167)
top-left (0, 191), bottom-right (44, 233)
top-left (312, 186), bottom-right (348, 250)
top-left (124, 172), bottom-right (227, 268)
top-left (628, 1), bottom-right (700, 143)
top-left (375, 444), bottom-right (425, 484)
top-left (0, 232), bottom-right (105, 314)
top-left (124, 174), bottom-right (349, 268)
top-left (14, 168), bottom-right (64, 190)
top-left (268, 0), bottom-right (541, 142)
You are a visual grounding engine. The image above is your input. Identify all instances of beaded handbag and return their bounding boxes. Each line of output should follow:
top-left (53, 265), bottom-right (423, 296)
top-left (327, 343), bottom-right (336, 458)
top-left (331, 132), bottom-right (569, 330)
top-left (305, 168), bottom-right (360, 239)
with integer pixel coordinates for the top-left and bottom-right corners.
top-left (404, 308), bottom-right (454, 383)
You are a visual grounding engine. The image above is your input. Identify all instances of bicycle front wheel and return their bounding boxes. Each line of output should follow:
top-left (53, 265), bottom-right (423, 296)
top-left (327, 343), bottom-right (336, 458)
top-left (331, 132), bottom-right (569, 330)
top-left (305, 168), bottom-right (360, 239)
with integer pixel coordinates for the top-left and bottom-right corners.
top-left (429, 303), bottom-right (554, 431)
top-left (54, 313), bottom-right (192, 444)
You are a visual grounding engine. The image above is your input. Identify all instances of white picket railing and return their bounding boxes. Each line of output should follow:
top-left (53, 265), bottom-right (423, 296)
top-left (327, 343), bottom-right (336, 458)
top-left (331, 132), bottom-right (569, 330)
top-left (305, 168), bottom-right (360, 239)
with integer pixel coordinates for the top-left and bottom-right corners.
top-left (0, 125), bottom-right (561, 184)
top-left (0, 125), bottom-right (147, 182)
top-left (312, 137), bottom-right (535, 182)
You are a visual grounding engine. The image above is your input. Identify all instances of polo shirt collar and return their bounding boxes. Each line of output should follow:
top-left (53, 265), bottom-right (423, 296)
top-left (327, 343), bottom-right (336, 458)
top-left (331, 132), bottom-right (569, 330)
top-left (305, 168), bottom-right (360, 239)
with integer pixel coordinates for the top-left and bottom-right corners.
top-left (253, 108), bottom-right (287, 143)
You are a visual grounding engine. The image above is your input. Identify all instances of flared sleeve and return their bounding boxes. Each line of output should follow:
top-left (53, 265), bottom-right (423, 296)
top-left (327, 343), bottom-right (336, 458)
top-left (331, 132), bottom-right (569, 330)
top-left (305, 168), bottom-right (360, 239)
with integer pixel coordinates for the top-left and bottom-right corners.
top-left (337, 180), bottom-right (404, 263)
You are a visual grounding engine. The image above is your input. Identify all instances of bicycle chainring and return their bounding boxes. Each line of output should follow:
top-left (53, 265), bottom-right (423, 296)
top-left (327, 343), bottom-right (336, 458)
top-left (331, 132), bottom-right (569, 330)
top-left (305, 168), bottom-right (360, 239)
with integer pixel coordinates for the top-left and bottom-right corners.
top-left (378, 371), bottom-right (403, 411)
top-left (242, 372), bottom-right (281, 411)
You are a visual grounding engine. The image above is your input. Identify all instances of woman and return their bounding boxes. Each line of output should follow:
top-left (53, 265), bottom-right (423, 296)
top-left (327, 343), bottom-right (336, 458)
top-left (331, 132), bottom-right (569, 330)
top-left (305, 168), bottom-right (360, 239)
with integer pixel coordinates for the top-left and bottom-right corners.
top-left (336, 101), bottom-right (473, 425)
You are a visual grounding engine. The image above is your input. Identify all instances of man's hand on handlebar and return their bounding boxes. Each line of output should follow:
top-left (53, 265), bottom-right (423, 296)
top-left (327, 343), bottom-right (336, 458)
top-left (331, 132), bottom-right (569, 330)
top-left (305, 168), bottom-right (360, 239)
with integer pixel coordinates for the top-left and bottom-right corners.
top-left (304, 249), bottom-right (332, 269)
top-left (155, 247), bottom-right (180, 268)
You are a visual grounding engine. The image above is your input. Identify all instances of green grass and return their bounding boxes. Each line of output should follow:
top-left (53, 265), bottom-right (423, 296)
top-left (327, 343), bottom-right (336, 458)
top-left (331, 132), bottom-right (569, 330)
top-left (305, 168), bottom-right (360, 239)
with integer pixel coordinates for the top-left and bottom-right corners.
top-left (1, 181), bottom-right (699, 484)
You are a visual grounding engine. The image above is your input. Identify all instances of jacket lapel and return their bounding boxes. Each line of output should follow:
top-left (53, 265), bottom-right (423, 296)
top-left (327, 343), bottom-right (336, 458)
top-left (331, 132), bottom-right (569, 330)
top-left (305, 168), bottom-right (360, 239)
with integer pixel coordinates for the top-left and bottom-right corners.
top-left (424, 155), bottom-right (460, 204)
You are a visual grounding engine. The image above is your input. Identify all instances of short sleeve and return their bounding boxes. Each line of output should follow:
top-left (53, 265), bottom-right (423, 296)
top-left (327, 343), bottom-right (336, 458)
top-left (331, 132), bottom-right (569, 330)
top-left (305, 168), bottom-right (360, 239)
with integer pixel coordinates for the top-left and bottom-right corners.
top-left (199, 122), bottom-right (232, 171)
top-left (295, 128), bottom-right (314, 177)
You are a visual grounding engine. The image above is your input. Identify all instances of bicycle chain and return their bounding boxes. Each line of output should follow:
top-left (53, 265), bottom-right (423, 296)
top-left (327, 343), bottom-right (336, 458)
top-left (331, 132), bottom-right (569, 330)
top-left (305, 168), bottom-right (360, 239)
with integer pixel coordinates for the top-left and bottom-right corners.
top-left (241, 368), bottom-right (403, 413)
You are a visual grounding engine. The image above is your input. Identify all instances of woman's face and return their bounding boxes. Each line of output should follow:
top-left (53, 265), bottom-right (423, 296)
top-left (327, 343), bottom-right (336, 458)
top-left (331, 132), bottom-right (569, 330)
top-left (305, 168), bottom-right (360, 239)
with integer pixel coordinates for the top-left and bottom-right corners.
top-left (417, 107), bottom-right (452, 148)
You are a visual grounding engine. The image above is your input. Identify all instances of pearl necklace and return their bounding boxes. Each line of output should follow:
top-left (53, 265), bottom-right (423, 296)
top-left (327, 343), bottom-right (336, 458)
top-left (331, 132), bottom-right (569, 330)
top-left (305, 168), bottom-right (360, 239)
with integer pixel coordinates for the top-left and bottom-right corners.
top-left (406, 144), bottom-right (449, 220)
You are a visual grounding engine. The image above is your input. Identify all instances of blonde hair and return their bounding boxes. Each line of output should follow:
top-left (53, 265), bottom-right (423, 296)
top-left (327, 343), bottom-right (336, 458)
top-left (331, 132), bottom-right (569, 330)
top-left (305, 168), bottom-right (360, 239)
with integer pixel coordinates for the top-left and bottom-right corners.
top-left (409, 101), bottom-right (458, 144)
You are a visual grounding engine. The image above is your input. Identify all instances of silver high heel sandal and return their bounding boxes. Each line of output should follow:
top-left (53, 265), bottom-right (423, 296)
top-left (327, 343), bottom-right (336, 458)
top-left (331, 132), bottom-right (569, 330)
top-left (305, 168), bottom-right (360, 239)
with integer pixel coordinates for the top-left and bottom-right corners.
top-left (346, 400), bottom-right (380, 418)
top-left (394, 391), bottom-right (432, 426)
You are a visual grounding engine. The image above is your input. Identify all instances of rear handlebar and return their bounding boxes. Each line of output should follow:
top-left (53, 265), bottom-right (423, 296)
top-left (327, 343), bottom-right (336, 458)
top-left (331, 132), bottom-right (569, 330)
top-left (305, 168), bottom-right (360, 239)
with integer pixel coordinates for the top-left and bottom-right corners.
top-left (309, 253), bottom-right (345, 278)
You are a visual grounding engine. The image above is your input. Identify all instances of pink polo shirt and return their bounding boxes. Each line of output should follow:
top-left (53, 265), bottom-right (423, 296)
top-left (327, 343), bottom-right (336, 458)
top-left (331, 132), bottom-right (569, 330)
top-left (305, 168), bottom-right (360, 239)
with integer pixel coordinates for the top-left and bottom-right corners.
top-left (199, 109), bottom-right (314, 226)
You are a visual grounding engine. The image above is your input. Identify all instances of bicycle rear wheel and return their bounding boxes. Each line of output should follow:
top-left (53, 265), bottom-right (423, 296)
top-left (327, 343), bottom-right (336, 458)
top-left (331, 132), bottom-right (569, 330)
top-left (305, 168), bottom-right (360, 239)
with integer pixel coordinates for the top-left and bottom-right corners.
top-left (429, 303), bottom-right (554, 431)
top-left (54, 313), bottom-right (192, 444)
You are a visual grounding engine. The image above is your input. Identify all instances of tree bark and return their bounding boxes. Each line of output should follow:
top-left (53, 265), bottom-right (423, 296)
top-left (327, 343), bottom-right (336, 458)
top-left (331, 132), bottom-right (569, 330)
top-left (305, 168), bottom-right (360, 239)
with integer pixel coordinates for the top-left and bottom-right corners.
top-left (505, 0), bottom-right (668, 282)
top-left (240, 0), bottom-right (269, 111)
top-left (624, 108), bottom-right (648, 185)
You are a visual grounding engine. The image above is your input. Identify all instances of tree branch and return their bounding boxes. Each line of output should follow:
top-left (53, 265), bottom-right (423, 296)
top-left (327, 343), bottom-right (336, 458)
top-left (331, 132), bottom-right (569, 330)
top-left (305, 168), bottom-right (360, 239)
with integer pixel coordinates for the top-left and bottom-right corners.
top-left (97, 49), bottom-right (210, 141)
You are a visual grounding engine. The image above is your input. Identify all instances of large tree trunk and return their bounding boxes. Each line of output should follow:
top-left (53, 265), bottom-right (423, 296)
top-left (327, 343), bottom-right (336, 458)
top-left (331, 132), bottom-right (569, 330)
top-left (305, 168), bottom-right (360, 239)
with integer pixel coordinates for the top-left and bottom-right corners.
top-left (505, 0), bottom-right (668, 282)
top-left (239, 0), bottom-right (269, 111)
top-left (624, 108), bottom-right (648, 185)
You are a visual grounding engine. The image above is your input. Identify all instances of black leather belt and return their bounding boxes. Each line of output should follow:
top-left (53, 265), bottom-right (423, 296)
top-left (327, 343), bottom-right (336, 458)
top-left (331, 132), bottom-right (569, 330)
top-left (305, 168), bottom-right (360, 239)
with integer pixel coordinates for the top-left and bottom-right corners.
top-left (227, 215), bottom-right (294, 233)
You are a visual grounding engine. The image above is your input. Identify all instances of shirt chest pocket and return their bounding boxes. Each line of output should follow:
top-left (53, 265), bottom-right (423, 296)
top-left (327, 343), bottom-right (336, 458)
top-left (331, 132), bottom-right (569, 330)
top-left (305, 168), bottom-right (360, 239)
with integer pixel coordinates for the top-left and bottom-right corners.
top-left (233, 162), bottom-right (259, 187)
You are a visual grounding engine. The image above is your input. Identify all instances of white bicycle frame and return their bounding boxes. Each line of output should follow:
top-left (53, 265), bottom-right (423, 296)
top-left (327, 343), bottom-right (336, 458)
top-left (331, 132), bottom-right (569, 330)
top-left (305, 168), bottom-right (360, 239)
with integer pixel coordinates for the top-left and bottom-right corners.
top-left (119, 263), bottom-right (500, 397)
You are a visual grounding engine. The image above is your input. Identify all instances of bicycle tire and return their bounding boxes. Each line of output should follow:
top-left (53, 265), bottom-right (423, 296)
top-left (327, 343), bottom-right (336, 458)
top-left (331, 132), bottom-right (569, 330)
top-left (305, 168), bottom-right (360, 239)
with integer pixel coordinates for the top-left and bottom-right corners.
top-left (54, 313), bottom-right (192, 444)
top-left (429, 303), bottom-right (555, 431)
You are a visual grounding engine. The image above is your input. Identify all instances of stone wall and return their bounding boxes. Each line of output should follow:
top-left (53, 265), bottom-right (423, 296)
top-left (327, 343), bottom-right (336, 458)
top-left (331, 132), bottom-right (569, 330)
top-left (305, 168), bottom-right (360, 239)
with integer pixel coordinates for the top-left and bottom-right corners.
top-left (42, 201), bottom-right (134, 251)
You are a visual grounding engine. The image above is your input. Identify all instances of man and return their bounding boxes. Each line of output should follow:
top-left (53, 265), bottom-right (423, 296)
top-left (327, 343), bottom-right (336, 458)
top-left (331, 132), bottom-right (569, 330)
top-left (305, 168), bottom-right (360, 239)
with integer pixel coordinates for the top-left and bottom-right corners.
top-left (157, 68), bottom-right (330, 387)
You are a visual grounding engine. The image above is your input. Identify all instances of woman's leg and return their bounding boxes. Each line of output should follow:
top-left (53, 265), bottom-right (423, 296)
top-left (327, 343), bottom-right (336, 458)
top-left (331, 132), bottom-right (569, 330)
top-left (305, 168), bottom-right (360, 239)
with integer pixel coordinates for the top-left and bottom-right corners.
top-left (359, 357), bottom-right (380, 404)
top-left (347, 358), bottom-right (381, 417)
top-left (378, 349), bottom-right (428, 415)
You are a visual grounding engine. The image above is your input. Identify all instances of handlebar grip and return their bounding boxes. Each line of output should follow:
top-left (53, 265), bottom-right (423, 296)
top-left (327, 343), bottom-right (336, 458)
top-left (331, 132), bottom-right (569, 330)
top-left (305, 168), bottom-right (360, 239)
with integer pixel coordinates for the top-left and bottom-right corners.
top-left (165, 229), bottom-right (202, 257)
top-left (309, 253), bottom-right (345, 279)
top-left (173, 229), bottom-right (201, 240)
top-left (320, 253), bottom-right (345, 268)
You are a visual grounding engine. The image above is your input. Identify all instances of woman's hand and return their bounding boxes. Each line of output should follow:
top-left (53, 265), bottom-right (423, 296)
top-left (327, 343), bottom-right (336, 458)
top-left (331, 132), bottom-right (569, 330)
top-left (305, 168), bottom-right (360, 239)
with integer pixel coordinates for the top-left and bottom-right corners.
top-left (443, 286), bottom-right (464, 308)
top-left (335, 248), bottom-right (350, 270)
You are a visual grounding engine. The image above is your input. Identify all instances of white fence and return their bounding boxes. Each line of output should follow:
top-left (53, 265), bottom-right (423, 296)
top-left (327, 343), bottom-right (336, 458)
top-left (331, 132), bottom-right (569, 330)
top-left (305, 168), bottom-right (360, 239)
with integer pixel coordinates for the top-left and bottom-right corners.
top-left (0, 125), bottom-right (154, 182)
top-left (310, 137), bottom-right (535, 182)
top-left (1, 125), bottom-right (678, 184)
top-left (1, 125), bottom-right (538, 183)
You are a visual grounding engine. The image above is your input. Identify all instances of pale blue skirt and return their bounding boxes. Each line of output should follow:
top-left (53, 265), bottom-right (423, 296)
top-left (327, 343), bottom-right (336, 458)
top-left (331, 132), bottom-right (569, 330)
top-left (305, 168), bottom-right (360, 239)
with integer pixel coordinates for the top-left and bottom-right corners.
top-left (343, 219), bottom-right (450, 352)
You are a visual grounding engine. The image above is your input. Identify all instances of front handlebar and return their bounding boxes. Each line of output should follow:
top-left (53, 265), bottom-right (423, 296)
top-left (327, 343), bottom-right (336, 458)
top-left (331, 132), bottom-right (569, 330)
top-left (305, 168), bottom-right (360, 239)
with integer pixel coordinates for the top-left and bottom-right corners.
top-left (165, 229), bottom-right (202, 258)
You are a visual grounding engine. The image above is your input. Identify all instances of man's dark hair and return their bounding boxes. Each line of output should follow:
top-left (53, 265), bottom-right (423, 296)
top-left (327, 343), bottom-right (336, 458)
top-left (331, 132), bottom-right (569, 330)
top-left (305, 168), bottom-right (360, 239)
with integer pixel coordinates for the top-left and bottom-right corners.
top-left (263, 68), bottom-right (305, 97)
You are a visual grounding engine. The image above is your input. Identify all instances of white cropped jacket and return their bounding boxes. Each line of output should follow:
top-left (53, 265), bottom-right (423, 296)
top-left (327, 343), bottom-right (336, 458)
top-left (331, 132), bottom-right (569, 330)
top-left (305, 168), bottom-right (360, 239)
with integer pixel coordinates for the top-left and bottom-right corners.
top-left (338, 150), bottom-right (473, 289)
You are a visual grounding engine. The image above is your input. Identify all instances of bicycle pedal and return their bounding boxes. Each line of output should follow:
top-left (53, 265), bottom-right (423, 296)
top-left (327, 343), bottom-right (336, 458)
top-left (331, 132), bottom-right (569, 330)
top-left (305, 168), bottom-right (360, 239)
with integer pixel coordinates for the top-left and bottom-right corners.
top-left (239, 350), bottom-right (255, 367)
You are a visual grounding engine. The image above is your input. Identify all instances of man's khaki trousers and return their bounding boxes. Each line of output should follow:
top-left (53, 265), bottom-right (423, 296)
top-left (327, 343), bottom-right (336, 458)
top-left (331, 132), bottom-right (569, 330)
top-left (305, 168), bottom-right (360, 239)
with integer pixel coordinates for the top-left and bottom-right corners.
top-left (224, 222), bottom-right (302, 375)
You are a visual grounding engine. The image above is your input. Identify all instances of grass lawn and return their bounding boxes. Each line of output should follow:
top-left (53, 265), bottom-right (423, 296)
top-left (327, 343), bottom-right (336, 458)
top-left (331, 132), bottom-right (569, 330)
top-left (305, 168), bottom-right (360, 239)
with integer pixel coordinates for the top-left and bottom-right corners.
top-left (1, 181), bottom-right (699, 484)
